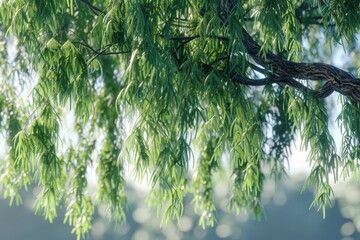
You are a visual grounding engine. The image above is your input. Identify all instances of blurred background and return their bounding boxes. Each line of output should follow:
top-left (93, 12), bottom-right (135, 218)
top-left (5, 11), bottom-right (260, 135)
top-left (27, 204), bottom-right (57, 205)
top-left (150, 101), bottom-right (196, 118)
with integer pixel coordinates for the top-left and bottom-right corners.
top-left (1, 172), bottom-right (360, 240)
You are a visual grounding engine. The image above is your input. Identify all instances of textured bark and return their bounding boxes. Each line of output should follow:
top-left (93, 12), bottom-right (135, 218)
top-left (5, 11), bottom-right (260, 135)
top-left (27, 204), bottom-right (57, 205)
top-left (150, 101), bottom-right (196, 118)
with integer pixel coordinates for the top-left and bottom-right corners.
top-left (233, 28), bottom-right (360, 102)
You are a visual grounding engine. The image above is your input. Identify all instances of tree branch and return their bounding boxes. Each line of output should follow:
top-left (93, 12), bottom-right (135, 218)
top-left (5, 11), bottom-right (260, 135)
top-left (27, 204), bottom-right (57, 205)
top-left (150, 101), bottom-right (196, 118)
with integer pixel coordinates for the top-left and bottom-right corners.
top-left (79, 0), bottom-right (105, 15)
top-left (240, 28), bottom-right (360, 102)
top-left (231, 74), bottom-right (334, 98)
top-left (166, 28), bottom-right (360, 102)
top-left (72, 41), bottom-right (131, 59)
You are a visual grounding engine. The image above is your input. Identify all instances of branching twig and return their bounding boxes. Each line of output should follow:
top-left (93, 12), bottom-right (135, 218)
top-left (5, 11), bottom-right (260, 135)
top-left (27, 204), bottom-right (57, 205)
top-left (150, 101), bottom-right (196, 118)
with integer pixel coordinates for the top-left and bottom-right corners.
top-left (79, 0), bottom-right (105, 15)
top-left (72, 41), bottom-right (130, 64)
top-left (73, 41), bottom-right (130, 56)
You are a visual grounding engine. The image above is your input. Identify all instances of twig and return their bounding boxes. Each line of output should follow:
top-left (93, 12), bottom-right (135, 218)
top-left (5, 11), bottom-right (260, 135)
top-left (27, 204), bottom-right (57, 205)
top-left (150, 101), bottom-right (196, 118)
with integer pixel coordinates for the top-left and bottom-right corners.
top-left (73, 41), bottom-right (130, 56)
top-left (72, 41), bottom-right (130, 64)
top-left (231, 74), bottom-right (333, 98)
top-left (79, 0), bottom-right (105, 15)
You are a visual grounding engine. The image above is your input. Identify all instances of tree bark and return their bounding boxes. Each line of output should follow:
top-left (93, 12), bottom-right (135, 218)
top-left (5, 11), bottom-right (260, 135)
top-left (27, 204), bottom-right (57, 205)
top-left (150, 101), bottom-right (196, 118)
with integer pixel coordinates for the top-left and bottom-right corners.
top-left (234, 28), bottom-right (360, 102)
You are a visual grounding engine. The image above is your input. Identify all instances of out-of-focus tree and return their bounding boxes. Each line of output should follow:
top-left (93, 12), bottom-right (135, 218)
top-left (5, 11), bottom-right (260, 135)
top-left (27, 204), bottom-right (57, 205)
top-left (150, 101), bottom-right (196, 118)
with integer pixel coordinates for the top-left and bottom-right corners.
top-left (1, 0), bottom-right (360, 238)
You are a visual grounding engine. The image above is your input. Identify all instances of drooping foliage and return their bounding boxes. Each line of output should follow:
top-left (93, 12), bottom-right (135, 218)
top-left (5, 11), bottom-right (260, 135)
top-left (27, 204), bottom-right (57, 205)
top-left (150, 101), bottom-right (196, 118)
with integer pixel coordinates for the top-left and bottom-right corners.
top-left (1, 0), bottom-right (360, 238)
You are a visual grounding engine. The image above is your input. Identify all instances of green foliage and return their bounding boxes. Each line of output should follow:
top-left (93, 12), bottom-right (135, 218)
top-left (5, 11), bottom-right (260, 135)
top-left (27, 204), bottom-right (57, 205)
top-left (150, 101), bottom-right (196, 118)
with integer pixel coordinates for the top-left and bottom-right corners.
top-left (1, 0), bottom-right (360, 238)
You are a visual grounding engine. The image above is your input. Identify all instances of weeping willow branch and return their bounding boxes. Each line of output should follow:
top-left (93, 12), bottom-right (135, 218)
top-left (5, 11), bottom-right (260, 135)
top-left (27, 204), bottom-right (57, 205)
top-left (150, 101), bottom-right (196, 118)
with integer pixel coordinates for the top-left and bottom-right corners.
top-left (167, 28), bottom-right (360, 102)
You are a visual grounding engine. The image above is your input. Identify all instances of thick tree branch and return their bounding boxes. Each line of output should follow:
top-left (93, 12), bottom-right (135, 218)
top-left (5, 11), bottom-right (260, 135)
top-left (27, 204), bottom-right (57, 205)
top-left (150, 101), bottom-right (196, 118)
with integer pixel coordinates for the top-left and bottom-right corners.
top-left (167, 28), bottom-right (360, 102)
top-left (240, 28), bottom-right (360, 102)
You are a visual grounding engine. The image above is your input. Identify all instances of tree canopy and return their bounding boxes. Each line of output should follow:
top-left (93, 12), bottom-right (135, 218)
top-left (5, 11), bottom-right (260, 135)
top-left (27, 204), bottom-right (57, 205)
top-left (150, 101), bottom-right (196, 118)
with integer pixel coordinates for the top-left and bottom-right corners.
top-left (1, 0), bottom-right (360, 238)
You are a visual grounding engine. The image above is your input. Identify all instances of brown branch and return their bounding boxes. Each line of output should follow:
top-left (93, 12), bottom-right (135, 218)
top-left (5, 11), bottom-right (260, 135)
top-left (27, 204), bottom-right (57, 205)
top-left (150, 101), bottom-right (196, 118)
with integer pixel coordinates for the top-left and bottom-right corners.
top-left (240, 28), bottom-right (360, 102)
top-left (164, 28), bottom-right (360, 102)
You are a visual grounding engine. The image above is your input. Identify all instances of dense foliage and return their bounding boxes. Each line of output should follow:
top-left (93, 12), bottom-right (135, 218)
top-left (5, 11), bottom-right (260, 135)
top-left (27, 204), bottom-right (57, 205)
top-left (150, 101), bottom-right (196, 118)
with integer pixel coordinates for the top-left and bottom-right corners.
top-left (1, 0), bottom-right (360, 238)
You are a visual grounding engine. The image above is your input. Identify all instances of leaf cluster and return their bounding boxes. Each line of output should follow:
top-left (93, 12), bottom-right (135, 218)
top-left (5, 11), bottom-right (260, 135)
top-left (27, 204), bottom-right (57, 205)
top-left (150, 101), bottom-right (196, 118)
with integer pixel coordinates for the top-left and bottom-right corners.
top-left (1, 0), bottom-right (360, 238)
